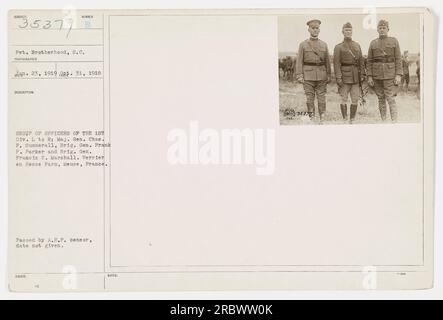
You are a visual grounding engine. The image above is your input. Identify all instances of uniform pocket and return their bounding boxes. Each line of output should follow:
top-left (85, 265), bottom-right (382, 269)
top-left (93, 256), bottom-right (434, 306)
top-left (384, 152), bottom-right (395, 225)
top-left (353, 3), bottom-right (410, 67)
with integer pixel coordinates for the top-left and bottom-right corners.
top-left (384, 63), bottom-right (396, 78)
top-left (319, 49), bottom-right (327, 61)
top-left (304, 48), bottom-right (318, 62)
top-left (374, 48), bottom-right (386, 57)
top-left (384, 44), bottom-right (396, 56)
top-left (373, 63), bottom-right (383, 75)
top-left (341, 65), bottom-right (352, 75)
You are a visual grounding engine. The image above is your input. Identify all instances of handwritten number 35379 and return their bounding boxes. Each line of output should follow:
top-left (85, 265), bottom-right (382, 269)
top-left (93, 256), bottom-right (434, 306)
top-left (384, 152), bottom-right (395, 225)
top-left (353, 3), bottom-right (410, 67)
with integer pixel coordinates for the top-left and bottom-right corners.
top-left (18, 18), bottom-right (74, 38)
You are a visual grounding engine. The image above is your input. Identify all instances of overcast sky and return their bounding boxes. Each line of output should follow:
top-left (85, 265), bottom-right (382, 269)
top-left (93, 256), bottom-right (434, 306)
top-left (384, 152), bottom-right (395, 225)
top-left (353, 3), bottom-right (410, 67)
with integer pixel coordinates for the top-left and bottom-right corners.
top-left (278, 13), bottom-right (421, 55)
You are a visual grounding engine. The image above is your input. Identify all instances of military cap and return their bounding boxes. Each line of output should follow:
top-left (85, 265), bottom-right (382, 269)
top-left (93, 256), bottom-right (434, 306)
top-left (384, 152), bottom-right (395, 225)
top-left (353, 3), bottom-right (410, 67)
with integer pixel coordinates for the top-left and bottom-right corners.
top-left (307, 19), bottom-right (321, 26)
top-left (377, 19), bottom-right (389, 28)
top-left (342, 22), bottom-right (352, 29)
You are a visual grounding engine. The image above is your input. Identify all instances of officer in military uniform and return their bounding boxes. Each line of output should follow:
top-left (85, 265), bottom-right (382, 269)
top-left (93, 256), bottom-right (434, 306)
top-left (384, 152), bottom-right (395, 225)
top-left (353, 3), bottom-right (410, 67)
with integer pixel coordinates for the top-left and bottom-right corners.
top-left (367, 20), bottom-right (403, 122)
top-left (333, 22), bottom-right (365, 124)
top-left (295, 19), bottom-right (331, 123)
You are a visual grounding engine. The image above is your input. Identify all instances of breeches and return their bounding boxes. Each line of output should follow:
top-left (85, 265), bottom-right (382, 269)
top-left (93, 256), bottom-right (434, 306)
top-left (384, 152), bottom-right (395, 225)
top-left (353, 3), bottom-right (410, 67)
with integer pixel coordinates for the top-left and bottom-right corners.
top-left (303, 80), bottom-right (327, 105)
top-left (339, 83), bottom-right (360, 104)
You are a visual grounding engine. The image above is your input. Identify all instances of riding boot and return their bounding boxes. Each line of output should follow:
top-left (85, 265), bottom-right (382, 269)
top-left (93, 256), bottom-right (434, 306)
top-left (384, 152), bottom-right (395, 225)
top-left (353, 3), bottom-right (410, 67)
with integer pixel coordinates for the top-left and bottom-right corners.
top-left (340, 104), bottom-right (348, 121)
top-left (379, 102), bottom-right (387, 122)
top-left (307, 103), bottom-right (315, 120)
top-left (350, 104), bottom-right (358, 124)
top-left (318, 103), bottom-right (326, 124)
top-left (389, 102), bottom-right (398, 123)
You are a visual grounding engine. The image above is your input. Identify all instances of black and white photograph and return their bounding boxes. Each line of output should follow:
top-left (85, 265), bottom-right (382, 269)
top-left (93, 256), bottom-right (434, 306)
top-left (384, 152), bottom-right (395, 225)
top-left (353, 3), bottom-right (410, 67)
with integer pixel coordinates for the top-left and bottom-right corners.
top-left (279, 14), bottom-right (422, 125)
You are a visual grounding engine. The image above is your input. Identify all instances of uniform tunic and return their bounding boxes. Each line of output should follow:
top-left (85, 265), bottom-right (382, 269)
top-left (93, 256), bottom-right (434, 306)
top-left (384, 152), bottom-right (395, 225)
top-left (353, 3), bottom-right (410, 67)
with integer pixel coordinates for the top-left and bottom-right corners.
top-left (333, 39), bottom-right (365, 104)
top-left (367, 35), bottom-right (403, 121)
top-left (333, 39), bottom-right (365, 84)
top-left (296, 38), bottom-right (331, 81)
top-left (296, 38), bottom-right (331, 110)
top-left (367, 36), bottom-right (403, 80)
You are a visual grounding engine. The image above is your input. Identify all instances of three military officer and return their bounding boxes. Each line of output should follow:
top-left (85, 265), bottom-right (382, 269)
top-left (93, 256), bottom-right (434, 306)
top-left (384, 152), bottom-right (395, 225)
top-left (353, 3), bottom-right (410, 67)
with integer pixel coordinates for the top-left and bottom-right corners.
top-left (333, 22), bottom-right (365, 124)
top-left (295, 19), bottom-right (331, 123)
top-left (367, 20), bottom-right (403, 122)
top-left (294, 18), bottom-right (405, 124)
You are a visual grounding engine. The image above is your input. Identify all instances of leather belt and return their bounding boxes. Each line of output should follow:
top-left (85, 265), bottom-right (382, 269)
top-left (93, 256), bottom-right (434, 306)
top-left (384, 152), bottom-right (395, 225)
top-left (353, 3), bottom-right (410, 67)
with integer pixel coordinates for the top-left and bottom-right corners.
top-left (303, 62), bottom-right (325, 66)
top-left (372, 58), bottom-right (395, 63)
top-left (341, 63), bottom-right (357, 66)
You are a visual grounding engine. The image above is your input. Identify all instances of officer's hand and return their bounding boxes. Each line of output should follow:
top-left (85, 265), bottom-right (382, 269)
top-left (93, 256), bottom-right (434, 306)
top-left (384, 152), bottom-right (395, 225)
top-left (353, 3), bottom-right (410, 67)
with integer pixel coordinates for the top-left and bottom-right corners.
top-left (394, 75), bottom-right (402, 85)
top-left (297, 75), bottom-right (304, 84)
top-left (326, 76), bottom-right (331, 84)
top-left (361, 75), bottom-right (366, 83)
top-left (368, 76), bottom-right (374, 87)
top-left (336, 78), bottom-right (343, 87)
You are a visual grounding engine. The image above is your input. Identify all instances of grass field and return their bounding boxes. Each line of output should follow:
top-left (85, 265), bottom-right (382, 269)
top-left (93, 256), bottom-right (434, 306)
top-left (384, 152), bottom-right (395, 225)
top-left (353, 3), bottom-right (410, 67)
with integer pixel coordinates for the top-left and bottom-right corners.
top-left (279, 77), bottom-right (421, 125)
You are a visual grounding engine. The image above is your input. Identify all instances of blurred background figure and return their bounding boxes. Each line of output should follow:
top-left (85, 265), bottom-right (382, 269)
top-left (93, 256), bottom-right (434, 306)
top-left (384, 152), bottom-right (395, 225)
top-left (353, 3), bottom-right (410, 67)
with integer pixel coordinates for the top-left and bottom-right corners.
top-left (401, 50), bottom-right (410, 92)
top-left (416, 53), bottom-right (421, 98)
top-left (416, 53), bottom-right (420, 85)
